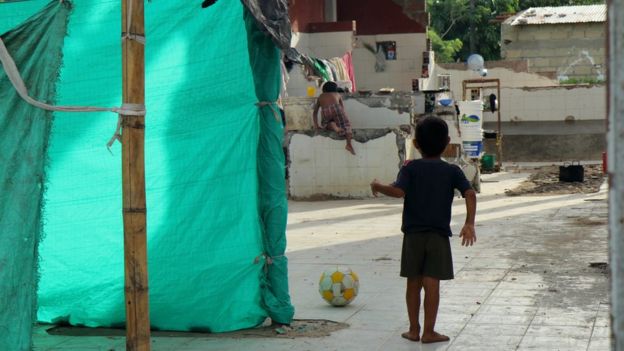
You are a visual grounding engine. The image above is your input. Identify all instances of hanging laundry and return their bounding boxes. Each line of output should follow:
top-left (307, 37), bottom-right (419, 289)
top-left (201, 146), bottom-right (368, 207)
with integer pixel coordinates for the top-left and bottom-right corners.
top-left (342, 52), bottom-right (357, 91)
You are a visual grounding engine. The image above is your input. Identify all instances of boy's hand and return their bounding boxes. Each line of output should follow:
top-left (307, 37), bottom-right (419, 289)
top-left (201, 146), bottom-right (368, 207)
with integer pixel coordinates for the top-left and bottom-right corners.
top-left (459, 224), bottom-right (476, 246)
top-left (370, 179), bottom-right (380, 197)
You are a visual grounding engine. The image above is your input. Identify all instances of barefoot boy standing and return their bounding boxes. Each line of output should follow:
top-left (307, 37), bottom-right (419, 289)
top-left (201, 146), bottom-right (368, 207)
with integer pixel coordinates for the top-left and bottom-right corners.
top-left (370, 116), bottom-right (477, 344)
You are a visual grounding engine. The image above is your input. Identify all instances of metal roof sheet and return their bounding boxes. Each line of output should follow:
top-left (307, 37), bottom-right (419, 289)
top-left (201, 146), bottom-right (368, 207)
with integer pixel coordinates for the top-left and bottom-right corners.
top-left (505, 5), bottom-right (606, 26)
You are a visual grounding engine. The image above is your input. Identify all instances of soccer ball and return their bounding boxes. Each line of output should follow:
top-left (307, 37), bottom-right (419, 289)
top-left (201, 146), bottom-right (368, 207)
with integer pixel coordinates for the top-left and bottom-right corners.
top-left (319, 267), bottom-right (359, 306)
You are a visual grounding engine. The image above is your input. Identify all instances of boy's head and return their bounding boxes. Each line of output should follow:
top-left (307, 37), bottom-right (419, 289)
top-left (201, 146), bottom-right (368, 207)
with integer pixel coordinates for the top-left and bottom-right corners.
top-left (415, 117), bottom-right (450, 158)
top-left (322, 81), bottom-right (338, 93)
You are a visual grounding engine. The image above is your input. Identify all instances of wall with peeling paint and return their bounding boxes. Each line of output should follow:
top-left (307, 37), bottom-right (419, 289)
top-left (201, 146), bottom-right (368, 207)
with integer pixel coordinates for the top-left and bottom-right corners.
top-left (433, 63), bottom-right (606, 161)
top-left (436, 63), bottom-right (558, 94)
top-left (501, 22), bottom-right (606, 81)
top-left (288, 132), bottom-right (405, 198)
top-left (284, 94), bottom-right (421, 198)
top-left (353, 33), bottom-right (427, 92)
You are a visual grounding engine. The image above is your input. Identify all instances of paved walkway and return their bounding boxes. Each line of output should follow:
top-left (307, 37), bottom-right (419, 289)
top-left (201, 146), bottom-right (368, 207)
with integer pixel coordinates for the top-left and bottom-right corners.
top-left (34, 172), bottom-right (611, 350)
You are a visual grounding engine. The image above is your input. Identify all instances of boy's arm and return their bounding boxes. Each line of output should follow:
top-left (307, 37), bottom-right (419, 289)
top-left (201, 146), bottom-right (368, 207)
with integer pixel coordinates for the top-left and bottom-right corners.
top-left (370, 179), bottom-right (405, 198)
top-left (459, 189), bottom-right (477, 246)
top-left (312, 101), bottom-right (320, 129)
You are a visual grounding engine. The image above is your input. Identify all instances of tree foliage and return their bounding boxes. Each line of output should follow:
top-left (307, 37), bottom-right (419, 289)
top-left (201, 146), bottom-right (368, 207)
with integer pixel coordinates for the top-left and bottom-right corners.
top-left (426, 0), bottom-right (605, 62)
top-left (428, 28), bottom-right (463, 63)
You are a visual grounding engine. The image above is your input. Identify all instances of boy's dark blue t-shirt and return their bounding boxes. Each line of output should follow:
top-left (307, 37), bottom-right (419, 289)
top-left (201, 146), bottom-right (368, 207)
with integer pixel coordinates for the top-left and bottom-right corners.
top-left (393, 159), bottom-right (471, 236)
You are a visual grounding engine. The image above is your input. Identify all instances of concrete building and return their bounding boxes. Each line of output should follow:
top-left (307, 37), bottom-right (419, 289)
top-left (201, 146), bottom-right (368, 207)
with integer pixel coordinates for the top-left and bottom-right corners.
top-left (288, 0), bottom-right (428, 93)
top-left (434, 61), bottom-right (606, 162)
top-left (284, 0), bottom-right (431, 199)
top-left (501, 5), bottom-right (606, 82)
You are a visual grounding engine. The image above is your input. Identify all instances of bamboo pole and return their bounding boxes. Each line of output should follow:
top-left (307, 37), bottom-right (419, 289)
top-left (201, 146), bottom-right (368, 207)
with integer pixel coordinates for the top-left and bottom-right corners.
top-left (121, 0), bottom-right (150, 350)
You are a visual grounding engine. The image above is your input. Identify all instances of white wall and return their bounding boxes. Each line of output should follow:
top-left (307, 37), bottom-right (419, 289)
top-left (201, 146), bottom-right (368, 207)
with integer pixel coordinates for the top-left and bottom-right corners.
top-left (288, 31), bottom-right (354, 97)
top-left (288, 32), bottom-right (428, 96)
top-left (500, 85), bottom-right (606, 123)
top-left (289, 133), bottom-right (401, 198)
top-left (432, 64), bottom-right (605, 123)
top-left (283, 96), bottom-right (417, 131)
top-left (435, 64), bottom-right (557, 97)
top-left (353, 33), bottom-right (427, 92)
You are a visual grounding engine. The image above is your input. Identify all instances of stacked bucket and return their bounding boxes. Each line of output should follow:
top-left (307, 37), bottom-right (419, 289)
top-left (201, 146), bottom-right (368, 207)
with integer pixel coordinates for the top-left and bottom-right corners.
top-left (458, 101), bottom-right (483, 158)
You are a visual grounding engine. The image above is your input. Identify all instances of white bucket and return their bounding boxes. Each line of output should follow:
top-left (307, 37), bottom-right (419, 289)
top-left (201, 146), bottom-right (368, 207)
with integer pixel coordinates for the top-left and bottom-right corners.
top-left (458, 101), bottom-right (483, 143)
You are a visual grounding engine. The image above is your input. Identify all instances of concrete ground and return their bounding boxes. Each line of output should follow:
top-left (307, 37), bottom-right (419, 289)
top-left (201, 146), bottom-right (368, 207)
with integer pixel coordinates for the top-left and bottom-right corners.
top-left (34, 171), bottom-right (611, 350)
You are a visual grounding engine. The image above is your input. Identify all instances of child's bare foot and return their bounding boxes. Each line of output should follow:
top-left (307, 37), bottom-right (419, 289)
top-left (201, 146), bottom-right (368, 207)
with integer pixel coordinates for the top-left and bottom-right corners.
top-left (401, 331), bottom-right (420, 342)
top-left (345, 144), bottom-right (356, 155)
top-left (421, 331), bottom-right (450, 344)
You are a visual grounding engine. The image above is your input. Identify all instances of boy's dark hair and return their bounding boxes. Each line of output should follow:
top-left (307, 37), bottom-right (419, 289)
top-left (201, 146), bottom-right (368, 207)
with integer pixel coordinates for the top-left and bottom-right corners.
top-left (415, 117), bottom-right (449, 157)
top-left (322, 81), bottom-right (338, 93)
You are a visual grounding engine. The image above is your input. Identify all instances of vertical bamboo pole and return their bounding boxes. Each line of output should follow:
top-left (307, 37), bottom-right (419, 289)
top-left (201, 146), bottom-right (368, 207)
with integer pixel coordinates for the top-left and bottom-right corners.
top-left (121, 1), bottom-right (150, 350)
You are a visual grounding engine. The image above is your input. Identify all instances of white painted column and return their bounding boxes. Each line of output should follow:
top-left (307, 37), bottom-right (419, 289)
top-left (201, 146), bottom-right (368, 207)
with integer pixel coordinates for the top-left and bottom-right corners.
top-left (609, 0), bottom-right (624, 349)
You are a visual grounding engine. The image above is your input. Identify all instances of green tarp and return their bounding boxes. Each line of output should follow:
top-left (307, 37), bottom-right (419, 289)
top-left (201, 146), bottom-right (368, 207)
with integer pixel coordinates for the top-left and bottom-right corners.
top-left (0, 2), bottom-right (71, 350)
top-left (0, 1), bottom-right (293, 349)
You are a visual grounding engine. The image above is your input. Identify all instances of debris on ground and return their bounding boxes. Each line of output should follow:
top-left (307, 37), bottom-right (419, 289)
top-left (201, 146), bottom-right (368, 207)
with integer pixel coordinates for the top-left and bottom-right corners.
top-left (589, 262), bottom-right (609, 275)
top-left (505, 165), bottom-right (604, 196)
top-left (46, 319), bottom-right (349, 339)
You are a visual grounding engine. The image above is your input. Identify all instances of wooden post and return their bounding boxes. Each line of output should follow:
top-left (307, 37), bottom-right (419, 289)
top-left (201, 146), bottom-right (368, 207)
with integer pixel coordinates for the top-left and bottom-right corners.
top-left (121, 1), bottom-right (150, 350)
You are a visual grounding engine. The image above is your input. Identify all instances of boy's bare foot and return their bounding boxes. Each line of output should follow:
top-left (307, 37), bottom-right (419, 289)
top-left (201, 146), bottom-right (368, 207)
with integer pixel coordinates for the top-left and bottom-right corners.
top-left (401, 331), bottom-right (420, 342)
top-left (345, 144), bottom-right (356, 155)
top-left (421, 331), bottom-right (450, 344)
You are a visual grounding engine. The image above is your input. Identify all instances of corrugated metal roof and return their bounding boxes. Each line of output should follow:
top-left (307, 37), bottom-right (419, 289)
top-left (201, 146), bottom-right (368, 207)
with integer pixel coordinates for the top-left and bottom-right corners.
top-left (505, 5), bottom-right (606, 26)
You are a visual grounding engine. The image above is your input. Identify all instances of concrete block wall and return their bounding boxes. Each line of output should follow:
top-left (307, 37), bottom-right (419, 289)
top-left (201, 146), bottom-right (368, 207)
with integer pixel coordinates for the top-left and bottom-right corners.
top-left (283, 94), bottom-right (419, 198)
top-left (501, 23), bottom-right (606, 81)
top-left (435, 63), bottom-right (557, 98)
top-left (483, 85), bottom-right (606, 161)
top-left (288, 133), bottom-right (402, 198)
top-left (352, 33), bottom-right (427, 91)
top-left (499, 85), bottom-right (606, 123)
top-left (283, 95), bottom-right (417, 131)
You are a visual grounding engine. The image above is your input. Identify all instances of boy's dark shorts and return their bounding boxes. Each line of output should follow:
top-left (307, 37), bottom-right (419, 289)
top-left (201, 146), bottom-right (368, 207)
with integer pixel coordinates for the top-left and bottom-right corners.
top-left (400, 231), bottom-right (454, 280)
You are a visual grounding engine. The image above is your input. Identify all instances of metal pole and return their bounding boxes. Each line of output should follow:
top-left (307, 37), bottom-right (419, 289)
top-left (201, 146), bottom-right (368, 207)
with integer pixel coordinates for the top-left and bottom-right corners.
top-left (608, 0), bottom-right (624, 349)
top-left (469, 0), bottom-right (476, 54)
top-left (121, 0), bottom-right (150, 350)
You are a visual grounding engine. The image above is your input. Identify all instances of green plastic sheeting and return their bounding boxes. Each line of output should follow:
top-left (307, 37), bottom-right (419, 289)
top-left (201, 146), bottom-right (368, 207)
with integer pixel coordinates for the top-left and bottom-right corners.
top-left (0, 0), bottom-right (293, 344)
top-left (245, 10), bottom-right (294, 324)
top-left (0, 2), bottom-right (71, 350)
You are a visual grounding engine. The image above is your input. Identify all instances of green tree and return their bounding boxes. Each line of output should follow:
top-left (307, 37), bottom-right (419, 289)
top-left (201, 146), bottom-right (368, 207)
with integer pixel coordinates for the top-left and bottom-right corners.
top-left (426, 0), bottom-right (604, 62)
top-left (428, 28), bottom-right (463, 63)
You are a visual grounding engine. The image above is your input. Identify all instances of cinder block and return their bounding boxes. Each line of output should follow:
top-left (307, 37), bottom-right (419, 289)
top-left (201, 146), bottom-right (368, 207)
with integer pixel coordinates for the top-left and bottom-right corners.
top-left (533, 29), bottom-right (554, 40)
top-left (569, 30), bottom-right (587, 40)
top-left (570, 65), bottom-right (593, 76)
top-left (503, 50), bottom-right (523, 59)
top-left (549, 29), bottom-right (571, 40)
top-left (517, 30), bottom-right (535, 41)
top-left (532, 58), bottom-right (551, 68)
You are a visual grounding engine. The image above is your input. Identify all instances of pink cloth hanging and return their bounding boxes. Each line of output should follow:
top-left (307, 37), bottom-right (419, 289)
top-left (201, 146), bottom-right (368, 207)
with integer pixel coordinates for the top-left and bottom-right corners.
top-left (342, 52), bottom-right (356, 92)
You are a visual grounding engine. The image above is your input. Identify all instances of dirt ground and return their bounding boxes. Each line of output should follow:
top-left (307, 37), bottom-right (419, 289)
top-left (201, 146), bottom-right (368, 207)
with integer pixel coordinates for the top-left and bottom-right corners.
top-left (46, 319), bottom-right (349, 340)
top-left (504, 165), bottom-right (605, 196)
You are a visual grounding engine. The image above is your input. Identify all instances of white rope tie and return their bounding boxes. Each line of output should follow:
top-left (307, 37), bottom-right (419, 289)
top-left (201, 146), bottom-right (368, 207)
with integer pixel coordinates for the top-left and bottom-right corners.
top-left (122, 0), bottom-right (146, 44)
top-left (0, 25), bottom-right (146, 152)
